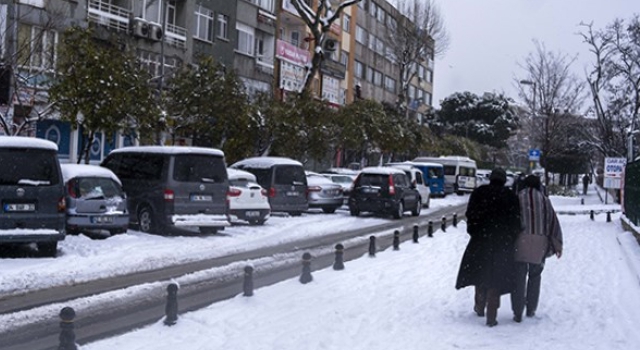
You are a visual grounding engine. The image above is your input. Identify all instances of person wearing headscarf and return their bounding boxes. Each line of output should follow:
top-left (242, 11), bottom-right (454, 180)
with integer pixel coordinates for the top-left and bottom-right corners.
top-left (456, 168), bottom-right (522, 327)
top-left (510, 175), bottom-right (563, 322)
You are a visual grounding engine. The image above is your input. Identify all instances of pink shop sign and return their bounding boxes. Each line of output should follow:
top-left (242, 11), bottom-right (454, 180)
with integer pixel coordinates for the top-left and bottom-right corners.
top-left (276, 40), bottom-right (310, 66)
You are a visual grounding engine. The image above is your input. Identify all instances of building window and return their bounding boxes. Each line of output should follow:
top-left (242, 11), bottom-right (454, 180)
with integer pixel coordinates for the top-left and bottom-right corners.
top-left (17, 24), bottom-right (57, 72)
top-left (373, 70), bottom-right (382, 86)
top-left (368, 33), bottom-right (375, 50)
top-left (290, 31), bottom-right (300, 47)
top-left (343, 14), bottom-right (350, 32)
top-left (355, 60), bottom-right (364, 78)
top-left (369, 1), bottom-right (377, 17)
top-left (252, 0), bottom-right (274, 12)
top-left (408, 85), bottom-right (415, 99)
top-left (217, 14), bottom-right (229, 39)
top-left (418, 65), bottom-right (425, 79)
top-left (366, 66), bottom-right (374, 83)
top-left (384, 76), bottom-right (396, 92)
top-left (340, 50), bottom-right (348, 66)
top-left (425, 91), bottom-right (432, 105)
top-left (355, 25), bottom-right (366, 44)
top-left (194, 5), bottom-right (214, 42)
top-left (426, 69), bottom-right (433, 83)
top-left (236, 23), bottom-right (255, 56)
top-left (377, 8), bottom-right (385, 22)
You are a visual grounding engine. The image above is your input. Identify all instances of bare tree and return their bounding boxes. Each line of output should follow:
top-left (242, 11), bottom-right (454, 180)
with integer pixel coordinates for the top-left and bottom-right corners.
top-left (515, 41), bottom-right (587, 184)
top-left (384, 0), bottom-right (449, 113)
top-left (289, 0), bottom-right (362, 93)
top-left (579, 16), bottom-right (640, 161)
top-left (0, 2), bottom-right (66, 136)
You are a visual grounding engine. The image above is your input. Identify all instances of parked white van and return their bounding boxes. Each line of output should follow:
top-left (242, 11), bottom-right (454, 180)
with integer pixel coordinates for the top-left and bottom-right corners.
top-left (413, 156), bottom-right (477, 195)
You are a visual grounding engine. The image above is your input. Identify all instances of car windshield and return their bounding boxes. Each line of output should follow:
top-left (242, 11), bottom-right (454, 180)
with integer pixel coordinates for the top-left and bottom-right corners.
top-left (0, 148), bottom-right (59, 186)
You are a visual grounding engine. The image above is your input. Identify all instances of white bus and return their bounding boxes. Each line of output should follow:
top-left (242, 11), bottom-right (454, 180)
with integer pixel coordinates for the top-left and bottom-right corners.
top-left (413, 156), bottom-right (477, 195)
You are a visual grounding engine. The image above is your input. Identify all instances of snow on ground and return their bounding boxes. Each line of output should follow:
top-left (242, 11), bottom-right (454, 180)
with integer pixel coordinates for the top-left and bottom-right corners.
top-left (78, 187), bottom-right (640, 350)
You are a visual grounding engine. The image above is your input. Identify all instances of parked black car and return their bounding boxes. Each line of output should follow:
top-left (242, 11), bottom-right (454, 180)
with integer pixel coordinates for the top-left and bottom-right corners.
top-left (348, 167), bottom-right (421, 219)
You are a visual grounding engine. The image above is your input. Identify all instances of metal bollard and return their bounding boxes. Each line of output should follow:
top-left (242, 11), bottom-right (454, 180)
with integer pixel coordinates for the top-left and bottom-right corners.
top-left (333, 243), bottom-right (345, 270)
top-left (58, 307), bottom-right (77, 350)
top-left (441, 216), bottom-right (447, 232)
top-left (428, 220), bottom-right (433, 237)
top-left (453, 213), bottom-right (457, 227)
top-left (393, 231), bottom-right (400, 250)
top-left (607, 211), bottom-right (611, 222)
top-left (369, 235), bottom-right (376, 257)
top-left (164, 283), bottom-right (179, 326)
top-left (581, 198), bottom-right (585, 205)
top-left (243, 266), bottom-right (254, 297)
top-left (412, 225), bottom-right (419, 243)
top-left (300, 252), bottom-right (313, 284)
top-left (590, 210), bottom-right (594, 221)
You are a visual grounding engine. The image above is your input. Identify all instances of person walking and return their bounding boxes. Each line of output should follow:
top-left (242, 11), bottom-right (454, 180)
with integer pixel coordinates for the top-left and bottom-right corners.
top-left (456, 168), bottom-right (522, 327)
top-left (582, 174), bottom-right (590, 195)
top-left (511, 175), bottom-right (563, 322)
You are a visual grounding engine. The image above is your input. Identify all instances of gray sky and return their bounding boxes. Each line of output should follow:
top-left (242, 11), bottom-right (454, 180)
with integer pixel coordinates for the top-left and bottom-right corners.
top-left (433, 0), bottom-right (640, 107)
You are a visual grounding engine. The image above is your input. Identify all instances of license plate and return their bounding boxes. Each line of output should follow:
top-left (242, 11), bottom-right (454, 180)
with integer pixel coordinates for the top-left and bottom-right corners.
top-left (246, 211), bottom-right (260, 217)
top-left (362, 188), bottom-right (378, 194)
top-left (91, 216), bottom-right (114, 224)
top-left (286, 191), bottom-right (299, 197)
top-left (191, 195), bottom-right (213, 201)
top-left (4, 203), bottom-right (36, 212)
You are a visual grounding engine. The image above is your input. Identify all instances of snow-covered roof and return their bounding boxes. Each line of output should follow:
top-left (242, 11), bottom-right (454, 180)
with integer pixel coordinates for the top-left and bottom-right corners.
top-left (397, 161), bottom-right (444, 168)
top-left (60, 164), bottom-right (122, 184)
top-left (360, 166), bottom-right (405, 175)
top-left (227, 168), bottom-right (257, 182)
top-left (306, 172), bottom-right (338, 186)
top-left (320, 167), bottom-right (360, 175)
top-left (109, 146), bottom-right (224, 157)
top-left (230, 157), bottom-right (303, 169)
top-left (0, 136), bottom-right (58, 151)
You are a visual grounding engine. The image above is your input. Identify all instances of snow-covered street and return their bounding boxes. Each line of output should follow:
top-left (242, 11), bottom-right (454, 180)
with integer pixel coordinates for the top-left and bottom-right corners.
top-left (30, 187), bottom-right (638, 350)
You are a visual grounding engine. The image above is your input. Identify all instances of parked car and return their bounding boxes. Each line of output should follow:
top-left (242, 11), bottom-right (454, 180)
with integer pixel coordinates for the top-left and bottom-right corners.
top-left (229, 157), bottom-right (308, 216)
top-left (0, 136), bottom-right (66, 257)
top-left (101, 146), bottom-right (230, 235)
top-left (387, 164), bottom-right (431, 208)
top-left (306, 171), bottom-right (344, 213)
top-left (227, 168), bottom-right (270, 225)
top-left (348, 167), bottom-right (421, 219)
top-left (321, 173), bottom-right (356, 203)
top-left (60, 164), bottom-right (129, 236)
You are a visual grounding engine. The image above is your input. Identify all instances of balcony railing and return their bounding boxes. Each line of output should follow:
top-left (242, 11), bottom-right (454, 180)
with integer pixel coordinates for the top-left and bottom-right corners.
top-left (87, 0), bottom-right (129, 32)
top-left (165, 23), bottom-right (187, 49)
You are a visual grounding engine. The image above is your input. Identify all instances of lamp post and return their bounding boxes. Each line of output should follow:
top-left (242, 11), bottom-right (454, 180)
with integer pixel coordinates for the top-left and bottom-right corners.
top-left (520, 80), bottom-right (537, 173)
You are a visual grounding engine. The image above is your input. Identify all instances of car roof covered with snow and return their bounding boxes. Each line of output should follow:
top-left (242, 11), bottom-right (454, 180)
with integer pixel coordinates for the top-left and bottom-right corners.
top-left (359, 166), bottom-right (406, 175)
top-left (60, 164), bottom-right (122, 184)
top-left (227, 168), bottom-right (258, 182)
top-left (0, 136), bottom-right (58, 151)
top-left (230, 156), bottom-right (302, 169)
top-left (108, 146), bottom-right (224, 157)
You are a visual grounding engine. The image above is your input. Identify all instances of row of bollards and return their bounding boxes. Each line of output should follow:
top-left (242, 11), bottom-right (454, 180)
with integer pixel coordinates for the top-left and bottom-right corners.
top-left (57, 213), bottom-right (462, 347)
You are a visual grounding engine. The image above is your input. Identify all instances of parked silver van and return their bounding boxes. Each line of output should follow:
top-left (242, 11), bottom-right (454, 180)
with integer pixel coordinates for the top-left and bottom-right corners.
top-left (229, 157), bottom-right (308, 216)
top-left (101, 146), bottom-right (230, 235)
top-left (0, 136), bottom-right (66, 257)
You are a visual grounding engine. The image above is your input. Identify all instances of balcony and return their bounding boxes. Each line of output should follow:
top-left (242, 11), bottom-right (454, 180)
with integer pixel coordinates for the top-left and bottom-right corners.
top-left (165, 23), bottom-right (187, 49)
top-left (87, 0), bottom-right (130, 32)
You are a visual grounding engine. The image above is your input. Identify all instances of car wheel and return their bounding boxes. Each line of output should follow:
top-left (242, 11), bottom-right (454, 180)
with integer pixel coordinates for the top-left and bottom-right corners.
top-left (393, 201), bottom-right (404, 219)
top-left (349, 207), bottom-right (360, 216)
top-left (37, 242), bottom-right (58, 257)
top-left (322, 207), bottom-right (337, 214)
top-left (138, 206), bottom-right (155, 233)
top-left (411, 200), bottom-right (421, 216)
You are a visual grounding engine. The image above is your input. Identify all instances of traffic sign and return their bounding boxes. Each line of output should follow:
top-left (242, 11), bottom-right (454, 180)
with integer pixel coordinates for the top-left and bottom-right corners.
top-left (528, 149), bottom-right (541, 161)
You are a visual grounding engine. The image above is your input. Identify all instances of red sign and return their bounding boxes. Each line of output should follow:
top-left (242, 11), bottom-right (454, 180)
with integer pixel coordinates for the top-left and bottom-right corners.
top-left (276, 39), bottom-right (310, 66)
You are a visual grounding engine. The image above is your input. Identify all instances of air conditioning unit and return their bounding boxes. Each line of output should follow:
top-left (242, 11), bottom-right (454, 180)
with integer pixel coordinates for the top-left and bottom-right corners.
top-left (131, 18), bottom-right (150, 39)
top-left (148, 23), bottom-right (164, 41)
top-left (323, 39), bottom-right (338, 52)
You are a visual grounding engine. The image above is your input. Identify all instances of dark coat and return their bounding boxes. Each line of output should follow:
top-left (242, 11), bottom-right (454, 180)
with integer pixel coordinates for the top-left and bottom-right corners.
top-left (455, 180), bottom-right (521, 294)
